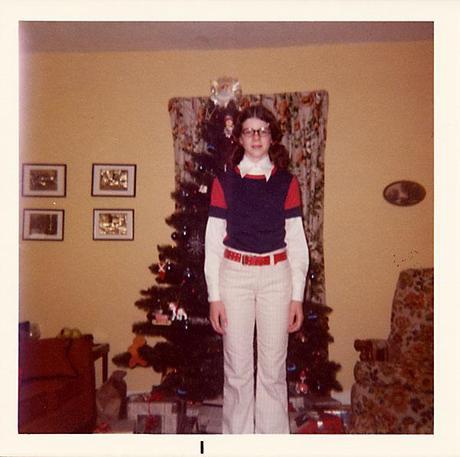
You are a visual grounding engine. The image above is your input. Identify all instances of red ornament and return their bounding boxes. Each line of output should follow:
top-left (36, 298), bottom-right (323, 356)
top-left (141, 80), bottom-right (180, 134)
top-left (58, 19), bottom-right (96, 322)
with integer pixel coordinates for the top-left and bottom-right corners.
top-left (295, 369), bottom-right (309, 395)
top-left (157, 261), bottom-right (166, 280)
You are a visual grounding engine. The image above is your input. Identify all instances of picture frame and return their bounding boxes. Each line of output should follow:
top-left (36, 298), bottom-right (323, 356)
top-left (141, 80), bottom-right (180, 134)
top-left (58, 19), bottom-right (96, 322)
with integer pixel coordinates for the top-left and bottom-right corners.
top-left (22, 209), bottom-right (65, 241)
top-left (383, 180), bottom-right (426, 206)
top-left (91, 164), bottom-right (137, 197)
top-left (93, 209), bottom-right (134, 241)
top-left (22, 163), bottom-right (67, 197)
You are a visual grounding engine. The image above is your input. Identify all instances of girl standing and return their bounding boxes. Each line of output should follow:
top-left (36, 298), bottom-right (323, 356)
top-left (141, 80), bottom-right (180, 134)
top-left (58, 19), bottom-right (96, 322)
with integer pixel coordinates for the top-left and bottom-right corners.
top-left (204, 104), bottom-right (309, 434)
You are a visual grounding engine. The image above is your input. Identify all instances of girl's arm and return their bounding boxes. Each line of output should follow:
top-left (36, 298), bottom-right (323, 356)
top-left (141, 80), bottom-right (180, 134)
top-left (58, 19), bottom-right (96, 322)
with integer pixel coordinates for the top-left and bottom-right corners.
top-left (285, 217), bottom-right (309, 301)
top-left (205, 216), bottom-right (227, 334)
top-left (204, 216), bottom-right (227, 302)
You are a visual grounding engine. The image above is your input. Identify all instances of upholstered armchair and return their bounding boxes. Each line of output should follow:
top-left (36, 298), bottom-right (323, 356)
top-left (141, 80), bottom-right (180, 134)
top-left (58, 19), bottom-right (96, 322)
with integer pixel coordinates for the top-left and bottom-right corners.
top-left (350, 268), bottom-right (434, 434)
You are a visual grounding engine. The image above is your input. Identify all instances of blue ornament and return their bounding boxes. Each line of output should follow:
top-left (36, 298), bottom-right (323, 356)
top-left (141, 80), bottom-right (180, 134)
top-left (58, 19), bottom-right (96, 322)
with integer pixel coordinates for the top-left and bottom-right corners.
top-left (287, 362), bottom-right (297, 372)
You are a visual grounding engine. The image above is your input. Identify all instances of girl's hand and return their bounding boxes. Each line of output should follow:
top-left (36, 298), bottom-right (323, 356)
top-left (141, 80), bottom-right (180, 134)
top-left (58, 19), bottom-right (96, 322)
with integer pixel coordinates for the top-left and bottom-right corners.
top-left (209, 300), bottom-right (228, 335)
top-left (288, 300), bottom-right (304, 333)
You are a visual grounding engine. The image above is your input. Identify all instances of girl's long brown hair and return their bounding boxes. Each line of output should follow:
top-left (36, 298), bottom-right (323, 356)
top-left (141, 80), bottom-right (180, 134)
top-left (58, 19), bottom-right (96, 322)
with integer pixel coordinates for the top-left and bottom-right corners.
top-left (228, 104), bottom-right (290, 170)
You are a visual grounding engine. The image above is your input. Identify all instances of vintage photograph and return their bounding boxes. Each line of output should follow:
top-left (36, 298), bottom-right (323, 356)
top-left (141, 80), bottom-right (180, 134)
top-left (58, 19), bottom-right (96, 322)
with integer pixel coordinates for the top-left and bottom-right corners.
top-left (22, 163), bottom-right (67, 197)
top-left (91, 164), bottom-right (136, 196)
top-left (93, 209), bottom-right (134, 240)
top-left (22, 209), bottom-right (65, 240)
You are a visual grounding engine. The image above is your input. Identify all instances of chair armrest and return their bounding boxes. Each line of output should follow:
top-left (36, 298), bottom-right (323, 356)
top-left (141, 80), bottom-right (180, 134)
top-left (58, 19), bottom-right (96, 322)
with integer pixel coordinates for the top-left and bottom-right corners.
top-left (354, 339), bottom-right (389, 361)
top-left (354, 360), bottom-right (433, 392)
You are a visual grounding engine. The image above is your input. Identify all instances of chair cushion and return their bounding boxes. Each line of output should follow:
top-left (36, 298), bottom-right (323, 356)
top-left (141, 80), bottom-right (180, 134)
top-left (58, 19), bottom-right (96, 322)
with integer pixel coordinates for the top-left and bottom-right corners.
top-left (350, 382), bottom-right (433, 433)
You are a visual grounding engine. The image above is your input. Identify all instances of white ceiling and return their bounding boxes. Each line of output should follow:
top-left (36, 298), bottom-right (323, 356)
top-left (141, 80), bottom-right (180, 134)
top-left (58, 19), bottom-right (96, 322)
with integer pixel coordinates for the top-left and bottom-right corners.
top-left (20, 21), bottom-right (433, 53)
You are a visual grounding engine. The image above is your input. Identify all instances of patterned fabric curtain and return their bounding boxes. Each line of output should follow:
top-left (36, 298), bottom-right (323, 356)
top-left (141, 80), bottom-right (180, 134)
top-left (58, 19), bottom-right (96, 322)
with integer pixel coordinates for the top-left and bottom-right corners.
top-left (168, 91), bottom-right (328, 305)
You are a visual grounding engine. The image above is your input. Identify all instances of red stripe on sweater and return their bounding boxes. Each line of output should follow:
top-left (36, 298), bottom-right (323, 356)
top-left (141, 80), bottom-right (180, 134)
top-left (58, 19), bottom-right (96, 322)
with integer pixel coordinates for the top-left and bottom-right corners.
top-left (210, 177), bottom-right (227, 209)
top-left (284, 176), bottom-right (301, 209)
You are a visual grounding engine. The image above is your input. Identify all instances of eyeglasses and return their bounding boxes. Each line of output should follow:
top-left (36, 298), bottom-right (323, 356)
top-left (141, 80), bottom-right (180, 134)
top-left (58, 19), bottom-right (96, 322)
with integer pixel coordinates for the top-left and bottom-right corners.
top-left (241, 127), bottom-right (271, 138)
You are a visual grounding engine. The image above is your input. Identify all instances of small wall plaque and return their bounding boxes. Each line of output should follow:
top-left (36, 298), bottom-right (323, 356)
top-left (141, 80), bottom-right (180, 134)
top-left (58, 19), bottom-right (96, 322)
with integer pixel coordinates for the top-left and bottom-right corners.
top-left (383, 180), bottom-right (426, 206)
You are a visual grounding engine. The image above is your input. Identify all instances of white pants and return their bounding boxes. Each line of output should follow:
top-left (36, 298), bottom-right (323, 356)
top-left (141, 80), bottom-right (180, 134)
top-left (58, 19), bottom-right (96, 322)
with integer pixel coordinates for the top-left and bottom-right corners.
top-left (219, 252), bottom-right (292, 434)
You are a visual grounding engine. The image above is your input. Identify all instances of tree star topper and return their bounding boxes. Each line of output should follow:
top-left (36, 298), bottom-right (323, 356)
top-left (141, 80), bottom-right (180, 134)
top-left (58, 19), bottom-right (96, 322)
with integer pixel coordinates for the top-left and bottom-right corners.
top-left (210, 77), bottom-right (242, 108)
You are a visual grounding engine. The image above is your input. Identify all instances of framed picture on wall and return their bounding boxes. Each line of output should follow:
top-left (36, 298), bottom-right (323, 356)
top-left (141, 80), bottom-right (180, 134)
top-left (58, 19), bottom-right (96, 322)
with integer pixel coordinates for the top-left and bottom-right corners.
top-left (93, 209), bottom-right (134, 241)
top-left (22, 163), bottom-right (67, 197)
top-left (22, 209), bottom-right (65, 241)
top-left (91, 164), bottom-right (137, 197)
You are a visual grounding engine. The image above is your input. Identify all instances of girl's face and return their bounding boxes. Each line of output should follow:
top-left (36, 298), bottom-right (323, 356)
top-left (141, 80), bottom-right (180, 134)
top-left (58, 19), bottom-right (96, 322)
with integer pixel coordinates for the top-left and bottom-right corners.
top-left (239, 117), bottom-right (272, 162)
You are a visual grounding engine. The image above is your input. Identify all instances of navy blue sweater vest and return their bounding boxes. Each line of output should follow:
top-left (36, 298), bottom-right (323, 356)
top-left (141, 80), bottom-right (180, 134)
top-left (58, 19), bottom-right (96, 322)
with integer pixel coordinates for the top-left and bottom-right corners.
top-left (208, 167), bottom-right (302, 254)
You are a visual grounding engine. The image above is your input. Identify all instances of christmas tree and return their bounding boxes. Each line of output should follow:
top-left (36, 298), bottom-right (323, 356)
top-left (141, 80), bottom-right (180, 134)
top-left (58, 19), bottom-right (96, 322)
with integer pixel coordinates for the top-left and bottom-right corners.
top-left (112, 81), bottom-right (241, 401)
top-left (287, 300), bottom-right (342, 397)
top-left (113, 79), bottom-right (341, 403)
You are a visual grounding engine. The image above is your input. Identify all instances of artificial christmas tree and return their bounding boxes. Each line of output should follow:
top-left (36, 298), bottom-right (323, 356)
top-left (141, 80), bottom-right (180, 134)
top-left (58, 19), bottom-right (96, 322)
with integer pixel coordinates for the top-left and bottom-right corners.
top-left (113, 79), bottom-right (342, 407)
top-left (113, 79), bottom-right (241, 401)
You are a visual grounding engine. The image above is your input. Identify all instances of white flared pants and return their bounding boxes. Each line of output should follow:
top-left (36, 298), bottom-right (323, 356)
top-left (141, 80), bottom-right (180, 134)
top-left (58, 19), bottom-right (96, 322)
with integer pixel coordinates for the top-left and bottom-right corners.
top-left (219, 253), bottom-right (292, 434)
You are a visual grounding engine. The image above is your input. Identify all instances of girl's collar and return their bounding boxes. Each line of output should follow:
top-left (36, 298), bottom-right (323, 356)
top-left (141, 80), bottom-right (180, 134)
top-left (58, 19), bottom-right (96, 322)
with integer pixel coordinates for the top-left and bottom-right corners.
top-left (234, 165), bottom-right (278, 180)
top-left (236, 155), bottom-right (274, 181)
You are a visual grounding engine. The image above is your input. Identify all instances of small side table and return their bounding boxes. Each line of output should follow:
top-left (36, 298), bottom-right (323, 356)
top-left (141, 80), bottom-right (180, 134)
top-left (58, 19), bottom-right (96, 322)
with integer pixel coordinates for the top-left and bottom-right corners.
top-left (92, 343), bottom-right (110, 383)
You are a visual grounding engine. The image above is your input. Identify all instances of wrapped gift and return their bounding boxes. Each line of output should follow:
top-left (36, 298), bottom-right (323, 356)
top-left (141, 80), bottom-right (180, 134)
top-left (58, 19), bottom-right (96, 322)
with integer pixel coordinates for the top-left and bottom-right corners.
top-left (197, 404), bottom-right (223, 434)
top-left (288, 395), bottom-right (305, 412)
top-left (127, 393), bottom-right (179, 433)
top-left (180, 416), bottom-right (199, 434)
top-left (134, 414), bottom-right (162, 434)
top-left (186, 401), bottom-right (201, 418)
top-left (295, 411), bottom-right (344, 434)
top-left (323, 406), bottom-right (352, 433)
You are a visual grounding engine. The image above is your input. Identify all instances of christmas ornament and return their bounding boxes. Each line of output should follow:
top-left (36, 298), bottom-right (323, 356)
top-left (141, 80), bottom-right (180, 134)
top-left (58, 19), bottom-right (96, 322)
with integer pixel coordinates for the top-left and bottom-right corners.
top-left (186, 231), bottom-right (204, 257)
top-left (210, 76), bottom-right (242, 108)
top-left (197, 163), bottom-right (207, 173)
top-left (157, 261), bottom-right (166, 280)
top-left (183, 267), bottom-right (194, 281)
top-left (168, 302), bottom-right (188, 321)
top-left (160, 366), bottom-right (178, 383)
top-left (128, 335), bottom-right (148, 368)
top-left (176, 387), bottom-right (187, 397)
top-left (176, 307), bottom-right (188, 321)
top-left (223, 114), bottom-right (234, 138)
top-left (295, 370), bottom-right (309, 395)
top-left (296, 331), bottom-right (307, 343)
top-left (287, 362), bottom-right (297, 373)
top-left (153, 310), bottom-right (172, 326)
top-left (198, 185), bottom-right (208, 194)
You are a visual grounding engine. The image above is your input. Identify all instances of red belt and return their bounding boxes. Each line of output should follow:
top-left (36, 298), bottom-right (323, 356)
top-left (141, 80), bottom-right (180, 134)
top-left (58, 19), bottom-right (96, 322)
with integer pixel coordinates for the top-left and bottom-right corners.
top-left (224, 248), bottom-right (287, 266)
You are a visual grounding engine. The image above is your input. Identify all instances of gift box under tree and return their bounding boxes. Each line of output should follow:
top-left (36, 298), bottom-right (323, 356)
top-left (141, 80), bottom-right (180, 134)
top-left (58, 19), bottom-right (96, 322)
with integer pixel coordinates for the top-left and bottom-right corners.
top-left (127, 393), bottom-right (179, 433)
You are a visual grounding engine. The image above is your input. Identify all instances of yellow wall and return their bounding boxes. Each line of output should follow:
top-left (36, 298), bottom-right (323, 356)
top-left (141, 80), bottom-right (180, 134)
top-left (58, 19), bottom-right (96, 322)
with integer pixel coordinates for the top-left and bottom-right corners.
top-left (19, 40), bottom-right (433, 399)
